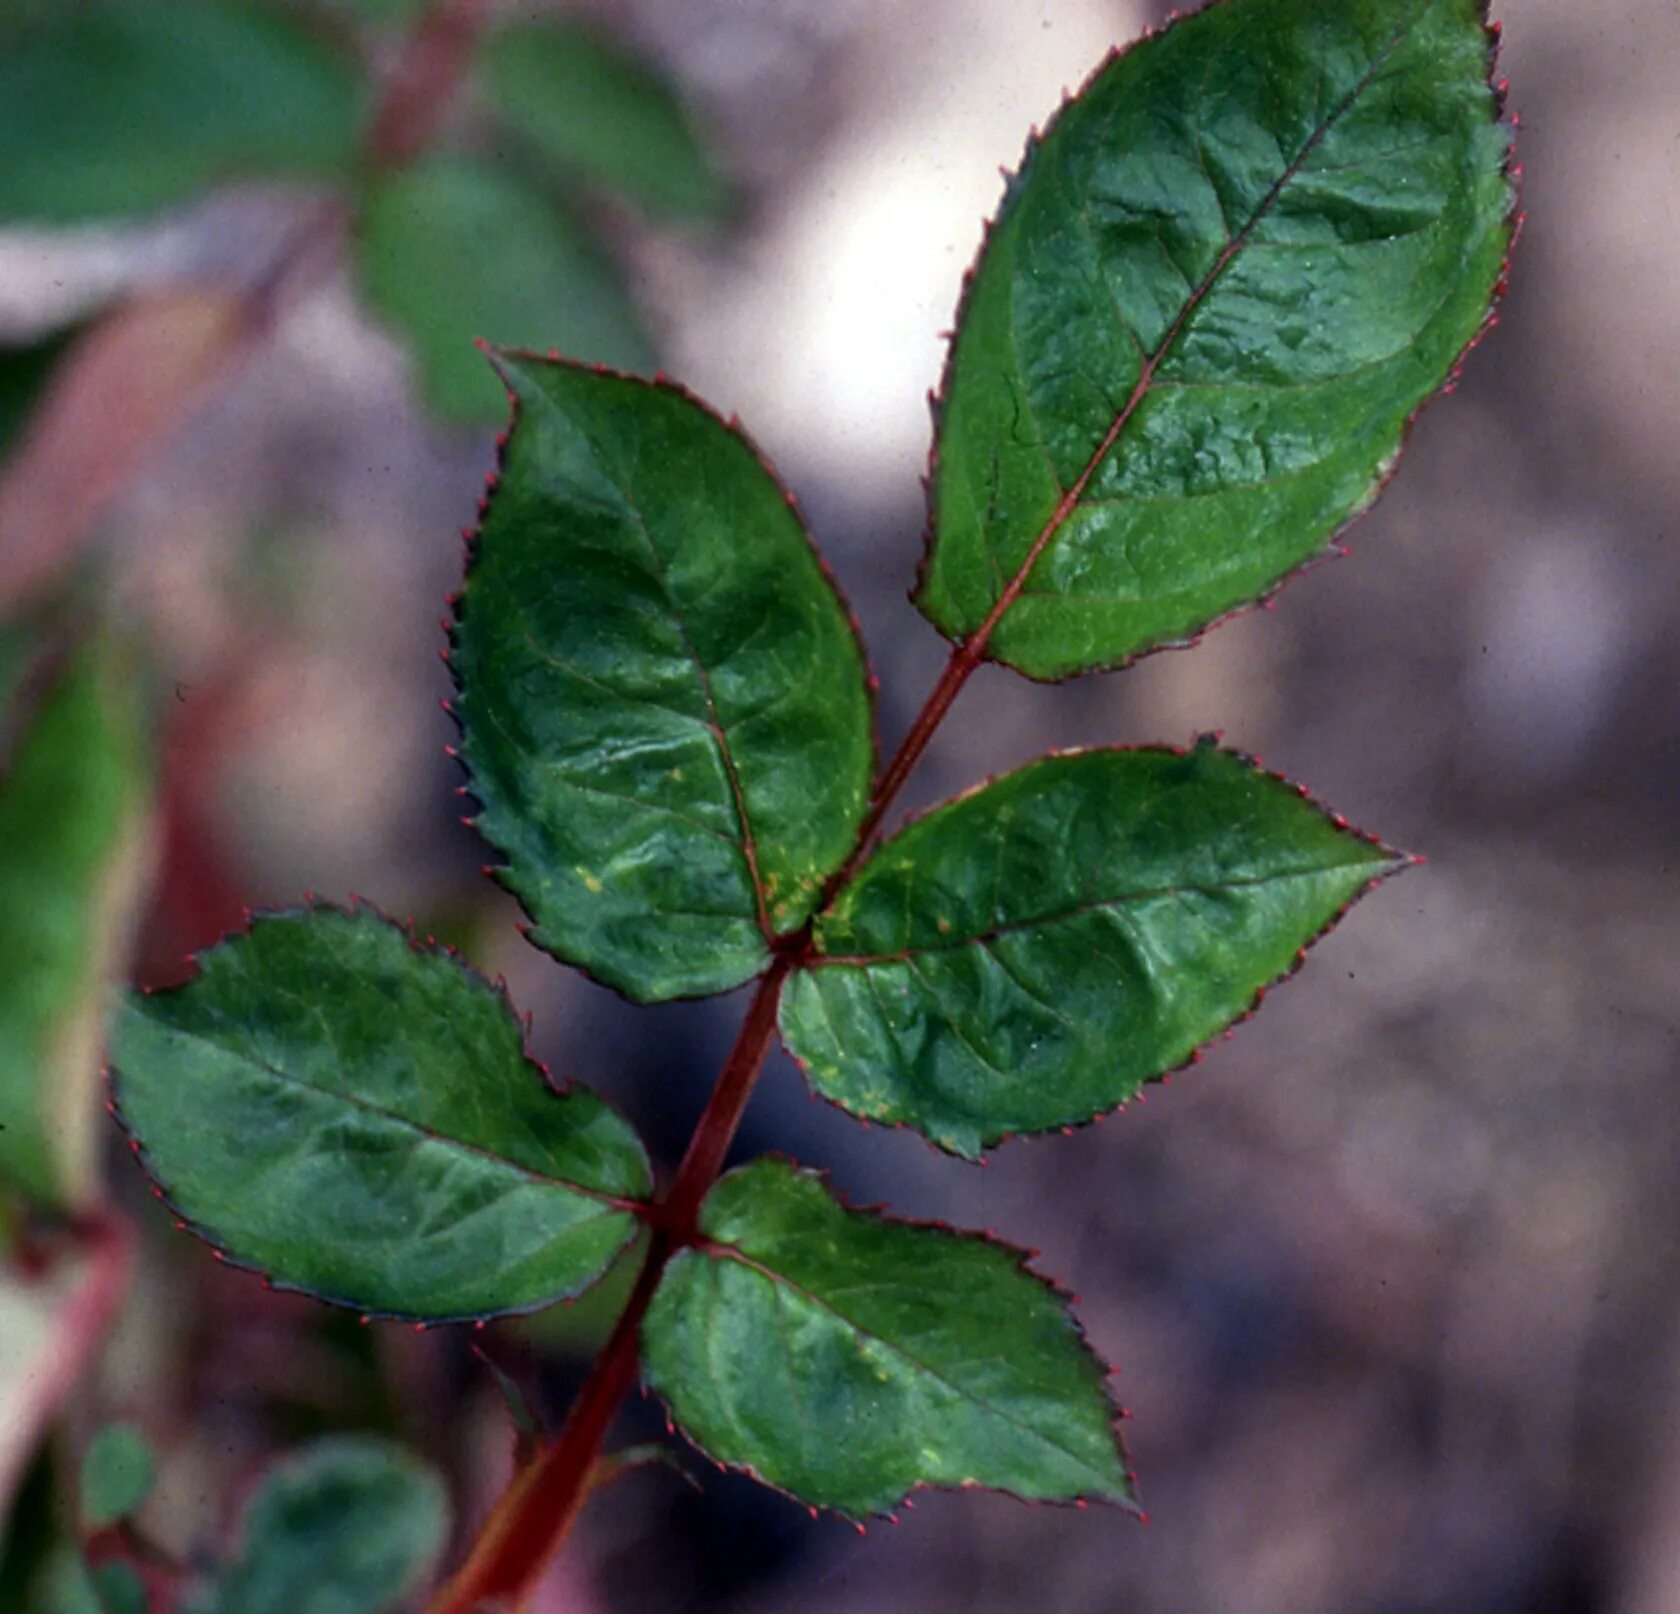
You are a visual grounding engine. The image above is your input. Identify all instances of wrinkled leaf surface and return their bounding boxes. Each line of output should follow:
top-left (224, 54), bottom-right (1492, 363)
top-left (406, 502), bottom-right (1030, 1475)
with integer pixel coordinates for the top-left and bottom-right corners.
top-left (451, 356), bottom-right (874, 1001)
top-left (642, 1158), bottom-right (1133, 1517)
top-left (781, 744), bottom-right (1399, 1156)
top-left (111, 906), bottom-right (651, 1321)
top-left (919, 0), bottom-right (1513, 677)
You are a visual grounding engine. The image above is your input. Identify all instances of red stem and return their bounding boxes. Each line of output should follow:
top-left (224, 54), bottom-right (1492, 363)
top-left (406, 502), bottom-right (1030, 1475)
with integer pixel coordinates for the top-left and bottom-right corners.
top-left (432, 522), bottom-right (1064, 1605)
top-left (367, 0), bottom-right (492, 170)
top-left (826, 639), bottom-right (983, 899)
top-left (426, 961), bottom-right (792, 1613)
top-left (430, 157), bottom-right (1181, 1592)
top-left (355, 10), bottom-right (1368, 1591)
top-left (430, 606), bottom-right (1006, 1609)
top-left (425, 1232), bottom-right (669, 1614)
top-left (664, 956), bottom-right (795, 1227)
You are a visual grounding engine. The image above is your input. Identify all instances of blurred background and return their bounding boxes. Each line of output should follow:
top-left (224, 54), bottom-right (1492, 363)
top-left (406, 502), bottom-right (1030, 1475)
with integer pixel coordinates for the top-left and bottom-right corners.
top-left (0, 1), bottom-right (1676, 1610)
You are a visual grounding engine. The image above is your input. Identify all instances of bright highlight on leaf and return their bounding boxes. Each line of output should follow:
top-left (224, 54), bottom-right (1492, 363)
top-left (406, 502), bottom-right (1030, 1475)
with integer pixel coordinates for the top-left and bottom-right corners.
top-left (782, 744), bottom-right (1403, 1157)
top-left (918, 0), bottom-right (1513, 678)
top-left (451, 354), bottom-right (875, 1002)
top-left (642, 1159), bottom-right (1133, 1518)
top-left (355, 158), bottom-right (653, 426)
top-left (109, 906), bottom-right (652, 1321)
top-left (0, 0), bottom-right (361, 223)
top-left (179, 1438), bottom-right (447, 1614)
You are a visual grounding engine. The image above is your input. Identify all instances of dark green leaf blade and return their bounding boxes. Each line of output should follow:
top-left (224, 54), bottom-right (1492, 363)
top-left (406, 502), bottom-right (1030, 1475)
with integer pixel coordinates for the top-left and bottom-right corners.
top-left (918, 0), bottom-right (1513, 679)
top-left (110, 906), bottom-right (652, 1321)
top-left (781, 743), bottom-right (1402, 1157)
top-left (80, 1424), bottom-right (155, 1531)
top-left (0, 324), bottom-right (81, 460)
top-left (450, 355), bottom-right (875, 1002)
top-left (182, 1438), bottom-right (446, 1614)
top-left (0, 640), bottom-right (153, 1210)
top-left (0, 0), bottom-right (361, 223)
top-left (480, 20), bottom-right (727, 221)
top-left (354, 156), bottom-right (653, 425)
top-left (641, 1158), bottom-right (1132, 1518)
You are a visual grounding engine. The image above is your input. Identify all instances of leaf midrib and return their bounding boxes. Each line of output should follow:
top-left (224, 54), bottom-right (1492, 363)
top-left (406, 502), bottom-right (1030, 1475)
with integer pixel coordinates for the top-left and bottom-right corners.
top-left (517, 380), bottom-right (779, 944)
top-left (812, 857), bottom-right (1389, 966)
top-left (693, 1239), bottom-right (1123, 1495)
top-left (127, 1015), bottom-right (645, 1214)
top-left (962, 5), bottom-right (1423, 652)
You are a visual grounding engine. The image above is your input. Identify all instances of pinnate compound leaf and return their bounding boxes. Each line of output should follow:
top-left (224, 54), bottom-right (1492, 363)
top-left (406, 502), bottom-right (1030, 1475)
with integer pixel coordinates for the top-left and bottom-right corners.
top-left (0, 640), bottom-right (153, 1210)
top-left (641, 1159), bottom-right (1132, 1518)
top-left (781, 743), bottom-right (1401, 1157)
top-left (354, 156), bottom-right (653, 425)
top-left (181, 1438), bottom-right (447, 1614)
top-left (918, 0), bottom-right (1513, 679)
top-left (451, 356), bottom-right (875, 1002)
top-left (80, 1424), bottom-right (155, 1530)
top-left (480, 20), bottom-right (728, 221)
top-left (109, 906), bottom-right (651, 1321)
top-left (0, 0), bottom-right (361, 223)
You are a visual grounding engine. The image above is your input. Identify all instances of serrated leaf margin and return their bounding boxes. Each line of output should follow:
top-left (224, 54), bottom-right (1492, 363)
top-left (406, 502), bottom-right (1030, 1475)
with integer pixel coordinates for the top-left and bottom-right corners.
top-left (105, 895), bottom-right (654, 1326)
top-left (641, 1154), bottom-right (1142, 1525)
top-left (912, 0), bottom-right (1521, 683)
top-left (783, 739), bottom-right (1414, 1159)
top-left (443, 345), bottom-right (881, 1006)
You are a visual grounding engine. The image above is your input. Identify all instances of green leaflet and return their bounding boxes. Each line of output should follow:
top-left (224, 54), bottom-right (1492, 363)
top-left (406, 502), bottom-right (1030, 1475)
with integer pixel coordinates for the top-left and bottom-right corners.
top-left (451, 356), bottom-right (875, 1002)
top-left (481, 20), bottom-right (727, 221)
top-left (0, 0), bottom-right (361, 223)
top-left (641, 1159), bottom-right (1132, 1518)
top-left (91, 1567), bottom-right (144, 1614)
top-left (781, 744), bottom-right (1401, 1157)
top-left (354, 156), bottom-right (652, 425)
top-left (32, 1555), bottom-right (144, 1614)
top-left (180, 1439), bottom-right (447, 1614)
top-left (918, 0), bottom-right (1513, 678)
top-left (0, 641), bottom-right (153, 1210)
top-left (80, 1424), bottom-right (155, 1530)
top-left (109, 906), bottom-right (652, 1321)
